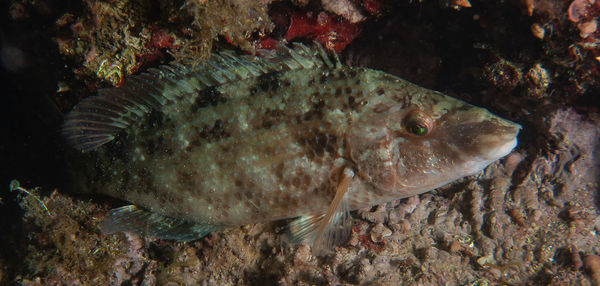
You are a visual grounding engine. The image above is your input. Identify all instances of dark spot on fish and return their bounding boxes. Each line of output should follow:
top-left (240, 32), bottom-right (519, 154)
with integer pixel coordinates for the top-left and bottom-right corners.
top-left (345, 68), bottom-right (358, 78)
top-left (201, 119), bottom-right (228, 140)
top-left (265, 108), bottom-right (285, 118)
top-left (302, 173), bottom-right (312, 186)
top-left (335, 87), bottom-right (343, 97)
top-left (221, 144), bottom-right (231, 152)
top-left (308, 78), bottom-right (315, 85)
top-left (261, 109), bottom-right (286, 129)
top-left (251, 72), bottom-right (281, 96)
top-left (292, 197), bottom-right (301, 208)
top-left (133, 167), bottom-right (160, 199)
top-left (297, 100), bottom-right (325, 122)
top-left (234, 191), bottom-right (242, 200)
top-left (376, 87), bottom-right (385, 95)
top-left (262, 120), bottom-right (274, 129)
top-left (147, 109), bottom-right (165, 128)
top-left (320, 74), bottom-right (328, 84)
top-left (184, 204), bottom-right (192, 215)
top-left (120, 170), bottom-right (131, 187)
top-left (144, 135), bottom-right (164, 155)
top-left (274, 163), bottom-right (284, 179)
top-left (102, 138), bottom-right (130, 161)
top-left (282, 78), bottom-right (291, 87)
top-left (176, 170), bottom-right (196, 191)
top-left (281, 191), bottom-right (291, 204)
top-left (292, 177), bottom-right (302, 188)
top-left (297, 128), bottom-right (337, 158)
top-left (392, 89), bottom-right (410, 105)
top-left (235, 180), bottom-right (243, 187)
top-left (348, 96), bottom-right (358, 110)
top-left (313, 100), bottom-right (325, 112)
top-left (453, 104), bottom-right (475, 112)
top-left (189, 119), bottom-right (229, 147)
top-left (192, 87), bottom-right (226, 112)
top-left (344, 87), bottom-right (353, 94)
top-left (373, 103), bottom-right (390, 113)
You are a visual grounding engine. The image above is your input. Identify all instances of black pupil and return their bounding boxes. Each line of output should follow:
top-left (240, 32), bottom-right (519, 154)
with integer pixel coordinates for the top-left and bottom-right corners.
top-left (410, 124), bottom-right (426, 135)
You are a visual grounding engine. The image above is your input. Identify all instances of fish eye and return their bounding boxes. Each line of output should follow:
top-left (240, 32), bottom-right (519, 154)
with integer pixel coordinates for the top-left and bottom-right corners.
top-left (408, 124), bottom-right (428, 136)
top-left (404, 111), bottom-right (433, 137)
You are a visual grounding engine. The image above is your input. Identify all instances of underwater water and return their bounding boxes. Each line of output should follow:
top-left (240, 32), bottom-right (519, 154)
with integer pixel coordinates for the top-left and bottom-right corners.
top-left (1, 0), bottom-right (599, 285)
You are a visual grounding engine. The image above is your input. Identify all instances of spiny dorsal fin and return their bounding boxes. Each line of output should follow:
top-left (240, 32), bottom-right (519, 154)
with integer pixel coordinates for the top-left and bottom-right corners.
top-left (100, 205), bottom-right (222, 241)
top-left (62, 42), bottom-right (338, 152)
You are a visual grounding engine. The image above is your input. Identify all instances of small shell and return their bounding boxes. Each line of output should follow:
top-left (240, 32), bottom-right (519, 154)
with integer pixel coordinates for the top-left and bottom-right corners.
top-left (477, 255), bottom-right (496, 268)
top-left (525, 0), bottom-right (535, 16)
top-left (578, 19), bottom-right (597, 38)
top-left (451, 0), bottom-right (472, 8)
top-left (568, 0), bottom-right (594, 23)
top-left (531, 23), bottom-right (545, 39)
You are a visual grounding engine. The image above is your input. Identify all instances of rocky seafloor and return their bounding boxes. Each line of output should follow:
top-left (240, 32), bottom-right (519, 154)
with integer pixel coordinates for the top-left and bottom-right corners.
top-left (1, 0), bottom-right (599, 285)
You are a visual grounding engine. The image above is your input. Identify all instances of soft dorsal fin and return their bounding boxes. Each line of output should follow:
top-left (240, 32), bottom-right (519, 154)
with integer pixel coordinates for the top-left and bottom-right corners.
top-left (62, 42), bottom-right (339, 152)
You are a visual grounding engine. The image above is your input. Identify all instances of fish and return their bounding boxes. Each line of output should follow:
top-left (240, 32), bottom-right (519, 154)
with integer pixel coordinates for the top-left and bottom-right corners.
top-left (62, 43), bottom-right (521, 253)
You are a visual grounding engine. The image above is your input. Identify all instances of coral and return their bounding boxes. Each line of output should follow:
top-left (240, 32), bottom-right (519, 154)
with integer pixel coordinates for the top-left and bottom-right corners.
top-left (525, 63), bottom-right (551, 98)
top-left (253, 2), bottom-right (364, 52)
top-left (284, 10), bottom-right (361, 52)
top-left (9, 180), bottom-right (51, 217)
top-left (360, 0), bottom-right (384, 16)
top-left (55, 0), bottom-right (157, 86)
top-left (15, 190), bottom-right (133, 284)
top-left (54, 0), bottom-right (273, 87)
top-left (484, 58), bottom-right (523, 92)
top-left (182, 0), bottom-right (273, 57)
top-left (321, 0), bottom-right (366, 23)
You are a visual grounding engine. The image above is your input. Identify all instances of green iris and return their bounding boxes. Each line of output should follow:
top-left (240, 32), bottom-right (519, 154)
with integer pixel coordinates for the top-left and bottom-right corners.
top-left (408, 124), bottom-right (428, 136)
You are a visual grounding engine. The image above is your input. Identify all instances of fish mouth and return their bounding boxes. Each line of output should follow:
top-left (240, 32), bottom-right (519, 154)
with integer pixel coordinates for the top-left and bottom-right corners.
top-left (458, 118), bottom-right (521, 176)
top-left (480, 120), bottom-right (521, 161)
top-left (485, 136), bottom-right (518, 161)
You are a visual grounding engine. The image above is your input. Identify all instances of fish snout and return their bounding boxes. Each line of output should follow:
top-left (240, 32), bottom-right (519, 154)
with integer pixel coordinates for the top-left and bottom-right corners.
top-left (477, 118), bottom-right (521, 161)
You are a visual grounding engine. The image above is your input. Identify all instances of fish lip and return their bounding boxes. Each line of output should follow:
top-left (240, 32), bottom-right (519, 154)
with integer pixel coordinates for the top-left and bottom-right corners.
top-left (508, 120), bottom-right (523, 134)
top-left (487, 136), bottom-right (518, 160)
top-left (482, 120), bottom-right (521, 161)
top-left (461, 135), bottom-right (519, 176)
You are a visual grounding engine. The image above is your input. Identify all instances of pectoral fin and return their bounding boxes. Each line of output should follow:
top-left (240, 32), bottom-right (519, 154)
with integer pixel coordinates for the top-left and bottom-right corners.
top-left (100, 205), bottom-right (221, 241)
top-left (288, 168), bottom-right (354, 254)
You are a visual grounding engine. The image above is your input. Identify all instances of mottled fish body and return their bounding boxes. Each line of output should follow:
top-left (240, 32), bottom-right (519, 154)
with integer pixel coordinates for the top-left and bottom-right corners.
top-left (63, 43), bottom-right (520, 251)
